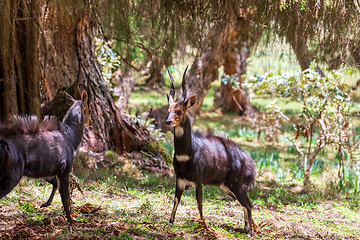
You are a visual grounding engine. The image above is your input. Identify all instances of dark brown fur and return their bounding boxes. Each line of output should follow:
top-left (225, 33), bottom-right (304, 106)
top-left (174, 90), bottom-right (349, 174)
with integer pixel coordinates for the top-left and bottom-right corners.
top-left (0, 116), bottom-right (61, 136)
top-left (0, 91), bottom-right (90, 224)
top-left (166, 67), bottom-right (256, 236)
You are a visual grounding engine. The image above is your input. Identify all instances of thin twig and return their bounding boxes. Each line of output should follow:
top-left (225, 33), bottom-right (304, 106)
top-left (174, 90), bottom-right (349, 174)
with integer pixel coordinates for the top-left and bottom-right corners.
top-left (232, 91), bottom-right (244, 112)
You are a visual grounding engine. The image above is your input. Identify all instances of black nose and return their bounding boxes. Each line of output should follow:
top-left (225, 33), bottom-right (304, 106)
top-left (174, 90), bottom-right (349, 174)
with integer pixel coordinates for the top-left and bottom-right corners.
top-left (165, 120), bottom-right (172, 125)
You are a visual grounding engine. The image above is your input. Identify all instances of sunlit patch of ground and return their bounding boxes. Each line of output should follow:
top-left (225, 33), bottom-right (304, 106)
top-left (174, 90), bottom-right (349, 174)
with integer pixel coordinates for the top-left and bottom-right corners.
top-left (1, 152), bottom-right (359, 240)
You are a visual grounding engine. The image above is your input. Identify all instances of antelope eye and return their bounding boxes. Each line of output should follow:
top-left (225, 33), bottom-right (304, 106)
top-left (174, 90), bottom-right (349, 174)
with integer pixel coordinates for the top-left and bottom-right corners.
top-left (177, 110), bottom-right (182, 115)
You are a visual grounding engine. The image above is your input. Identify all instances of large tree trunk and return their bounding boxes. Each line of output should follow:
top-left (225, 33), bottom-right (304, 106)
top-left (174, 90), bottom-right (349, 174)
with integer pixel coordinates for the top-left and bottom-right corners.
top-left (75, 13), bottom-right (151, 153)
top-left (220, 43), bottom-right (253, 116)
top-left (145, 57), bottom-right (165, 87)
top-left (0, 0), bottom-right (18, 121)
top-left (217, 15), bottom-right (258, 116)
top-left (0, 1), bottom-right (155, 154)
top-left (23, 0), bottom-right (41, 117)
top-left (185, 46), bottom-right (220, 123)
top-left (288, 16), bottom-right (325, 77)
top-left (0, 0), bottom-right (41, 122)
top-left (39, 1), bottom-right (79, 102)
top-left (37, 8), bottom-right (153, 154)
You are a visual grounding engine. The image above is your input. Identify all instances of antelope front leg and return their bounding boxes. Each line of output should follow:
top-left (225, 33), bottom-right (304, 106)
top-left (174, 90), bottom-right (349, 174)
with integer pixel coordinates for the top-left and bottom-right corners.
top-left (170, 178), bottom-right (185, 223)
top-left (195, 183), bottom-right (204, 220)
top-left (59, 175), bottom-right (72, 224)
top-left (243, 207), bottom-right (249, 232)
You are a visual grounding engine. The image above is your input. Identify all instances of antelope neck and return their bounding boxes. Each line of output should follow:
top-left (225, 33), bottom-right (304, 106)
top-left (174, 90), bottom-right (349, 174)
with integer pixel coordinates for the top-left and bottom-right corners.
top-left (173, 115), bottom-right (193, 157)
top-left (62, 102), bottom-right (85, 149)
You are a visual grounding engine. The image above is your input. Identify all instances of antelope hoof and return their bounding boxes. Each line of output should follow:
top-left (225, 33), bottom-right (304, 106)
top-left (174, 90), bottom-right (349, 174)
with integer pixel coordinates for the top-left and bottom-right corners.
top-left (40, 202), bottom-right (51, 208)
top-left (244, 226), bottom-right (253, 237)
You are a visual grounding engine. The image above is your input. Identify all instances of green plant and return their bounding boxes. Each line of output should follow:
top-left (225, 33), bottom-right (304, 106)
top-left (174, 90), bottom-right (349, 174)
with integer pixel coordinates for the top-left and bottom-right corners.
top-left (139, 199), bottom-right (152, 213)
top-left (246, 68), bottom-right (354, 187)
top-left (253, 152), bottom-right (280, 171)
top-left (95, 38), bottom-right (121, 90)
top-left (19, 202), bottom-right (37, 213)
top-left (117, 231), bottom-right (134, 240)
top-left (33, 213), bottom-right (47, 222)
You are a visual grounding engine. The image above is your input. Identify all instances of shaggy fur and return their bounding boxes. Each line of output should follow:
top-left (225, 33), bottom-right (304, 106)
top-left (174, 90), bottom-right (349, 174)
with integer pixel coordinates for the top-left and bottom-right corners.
top-left (0, 91), bottom-right (88, 224)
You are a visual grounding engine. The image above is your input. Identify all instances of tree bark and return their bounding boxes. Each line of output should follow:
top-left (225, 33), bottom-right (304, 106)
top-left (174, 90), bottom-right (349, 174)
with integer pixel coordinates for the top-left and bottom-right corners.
top-left (303, 157), bottom-right (314, 187)
top-left (350, 41), bottom-right (360, 70)
top-left (39, 1), bottom-right (79, 102)
top-left (289, 17), bottom-right (325, 77)
top-left (145, 57), bottom-right (165, 87)
top-left (217, 15), bottom-right (258, 116)
top-left (76, 12), bottom-right (147, 153)
top-left (40, 9), bottom-right (152, 154)
top-left (0, 0), bottom-right (18, 121)
top-left (185, 46), bottom-right (220, 123)
top-left (23, 0), bottom-right (41, 117)
top-left (0, 0), bottom-right (41, 121)
top-left (220, 43), bottom-right (253, 116)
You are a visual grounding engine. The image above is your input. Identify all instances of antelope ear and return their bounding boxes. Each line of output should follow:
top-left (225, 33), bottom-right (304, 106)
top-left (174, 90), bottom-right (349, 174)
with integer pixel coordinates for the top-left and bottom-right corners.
top-left (81, 90), bottom-right (89, 111)
top-left (167, 91), bottom-right (174, 104)
top-left (65, 92), bottom-right (75, 106)
top-left (81, 90), bottom-right (88, 103)
top-left (185, 94), bottom-right (197, 109)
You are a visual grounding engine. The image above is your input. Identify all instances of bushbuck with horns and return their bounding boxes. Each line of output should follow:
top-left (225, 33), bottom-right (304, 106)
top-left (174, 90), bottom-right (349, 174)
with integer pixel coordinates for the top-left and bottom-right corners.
top-left (165, 67), bottom-right (256, 236)
top-left (0, 90), bottom-right (91, 224)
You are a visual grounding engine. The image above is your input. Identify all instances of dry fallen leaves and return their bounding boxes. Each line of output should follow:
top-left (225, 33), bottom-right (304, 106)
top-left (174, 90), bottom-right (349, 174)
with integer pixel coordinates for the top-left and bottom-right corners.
top-left (76, 203), bottom-right (102, 214)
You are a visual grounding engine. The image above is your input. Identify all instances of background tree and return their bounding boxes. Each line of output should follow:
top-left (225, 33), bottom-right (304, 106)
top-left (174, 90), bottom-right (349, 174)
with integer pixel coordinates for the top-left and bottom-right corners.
top-left (0, 0), bottom-right (41, 120)
top-left (40, 3), bottom-right (155, 154)
top-left (258, 0), bottom-right (360, 73)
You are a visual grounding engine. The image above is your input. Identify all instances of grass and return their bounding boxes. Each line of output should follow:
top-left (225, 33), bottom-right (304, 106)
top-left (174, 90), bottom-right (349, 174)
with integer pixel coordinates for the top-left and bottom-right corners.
top-left (1, 165), bottom-right (360, 239)
top-left (1, 147), bottom-right (360, 239)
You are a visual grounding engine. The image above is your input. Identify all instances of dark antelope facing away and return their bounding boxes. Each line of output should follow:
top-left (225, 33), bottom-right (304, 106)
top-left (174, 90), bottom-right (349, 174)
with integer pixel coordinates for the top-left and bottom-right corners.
top-left (165, 67), bottom-right (256, 236)
top-left (0, 90), bottom-right (90, 224)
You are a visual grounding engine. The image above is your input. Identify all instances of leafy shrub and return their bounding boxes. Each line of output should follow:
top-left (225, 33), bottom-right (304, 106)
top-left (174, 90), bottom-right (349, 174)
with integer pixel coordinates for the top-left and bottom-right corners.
top-left (246, 68), bottom-right (357, 187)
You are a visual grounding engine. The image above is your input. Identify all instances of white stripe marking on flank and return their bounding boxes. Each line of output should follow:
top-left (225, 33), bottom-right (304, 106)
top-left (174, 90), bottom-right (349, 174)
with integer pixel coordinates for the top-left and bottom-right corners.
top-left (176, 155), bottom-right (190, 161)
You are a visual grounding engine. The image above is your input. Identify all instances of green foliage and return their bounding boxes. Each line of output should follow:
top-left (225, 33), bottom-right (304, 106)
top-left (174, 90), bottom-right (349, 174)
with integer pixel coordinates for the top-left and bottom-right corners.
top-left (246, 68), bottom-right (356, 186)
top-left (252, 152), bottom-right (280, 172)
top-left (105, 150), bottom-right (118, 162)
top-left (119, 106), bottom-right (173, 165)
top-left (18, 202), bottom-right (37, 213)
top-left (221, 73), bottom-right (239, 87)
top-left (139, 199), bottom-right (152, 213)
top-left (117, 232), bottom-right (134, 240)
top-left (32, 213), bottom-right (47, 222)
top-left (252, 152), bottom-right (290, 185)
top-left (141, 140), bottom-right (172, 165)
top-left (226, 127), bottom-right (257, 141)
top-left (95, 38), bottom-right (122, 92)
top-left (133, 114), bottom-right (173, 165)
top-left (337, 164), bottom-right (360, 195)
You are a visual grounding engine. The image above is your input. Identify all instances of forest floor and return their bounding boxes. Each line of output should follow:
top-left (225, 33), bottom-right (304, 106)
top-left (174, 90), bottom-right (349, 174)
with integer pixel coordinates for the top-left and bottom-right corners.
top-left (0, 149), bottom-right (359, 240)
top-left (1, 85), bottom-right (360, 239)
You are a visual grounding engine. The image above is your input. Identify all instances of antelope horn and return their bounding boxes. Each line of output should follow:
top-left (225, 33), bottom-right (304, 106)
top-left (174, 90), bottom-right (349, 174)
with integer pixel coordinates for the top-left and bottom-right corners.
top-left (179, 66), bottom-right (188, 103)
top-left (166, 68), bottom-right (176, 102)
